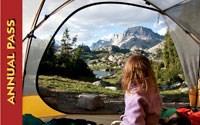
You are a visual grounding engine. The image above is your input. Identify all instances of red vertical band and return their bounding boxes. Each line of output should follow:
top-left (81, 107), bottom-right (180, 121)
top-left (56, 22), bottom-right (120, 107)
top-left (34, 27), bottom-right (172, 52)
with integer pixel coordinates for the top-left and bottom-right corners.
top-left (1, 0), bottom-right (22, 125)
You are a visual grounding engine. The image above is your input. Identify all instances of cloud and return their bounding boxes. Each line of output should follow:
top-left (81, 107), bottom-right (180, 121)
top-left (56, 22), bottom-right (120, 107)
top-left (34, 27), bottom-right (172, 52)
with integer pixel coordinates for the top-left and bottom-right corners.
top-left (64, 4), bottom-right (162, 44)
top-left (154, 20), bottom-right (166, 29)
top-left (157, 27), bottom-right (168, 35)
top-left (100, 33), bottom-right (114, 41)
top-left (153, 19), bottom-right (168, 35)
top-left (67, 4), bottom-right (157, 26)
top-left (23, 0), bottom-right (166, 45)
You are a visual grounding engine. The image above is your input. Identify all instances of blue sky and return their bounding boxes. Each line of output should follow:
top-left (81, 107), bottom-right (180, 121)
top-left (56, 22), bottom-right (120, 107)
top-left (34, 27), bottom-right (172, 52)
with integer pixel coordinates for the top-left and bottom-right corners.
top-left (58, 4), bottom-right (167, 46)
top-left (23, 0), bottom-right (167, 46)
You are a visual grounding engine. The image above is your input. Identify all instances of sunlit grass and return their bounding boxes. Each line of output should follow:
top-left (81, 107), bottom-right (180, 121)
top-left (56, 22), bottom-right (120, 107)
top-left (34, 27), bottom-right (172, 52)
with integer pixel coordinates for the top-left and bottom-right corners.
top-left (160, 89), bottom-right (182, 95)
top-left (102, 69), bottom-right (122, 84)
top-left (38, 75), bottom-right (189, 102)
top-left (160, 89), bottom-right (189, 102)
top-left (38, 75), bottom-right (123, 97)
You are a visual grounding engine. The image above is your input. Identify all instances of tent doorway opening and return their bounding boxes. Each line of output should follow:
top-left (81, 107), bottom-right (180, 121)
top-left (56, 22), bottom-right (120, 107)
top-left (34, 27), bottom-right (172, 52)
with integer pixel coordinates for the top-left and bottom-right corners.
top-left (23, 0), bottom-right (200, 121)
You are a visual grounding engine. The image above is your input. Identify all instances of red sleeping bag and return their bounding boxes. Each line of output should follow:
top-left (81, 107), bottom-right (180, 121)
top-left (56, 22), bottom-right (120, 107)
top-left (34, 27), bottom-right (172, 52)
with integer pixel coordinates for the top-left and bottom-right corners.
top-left (177, 108), bottom-right (200, 125)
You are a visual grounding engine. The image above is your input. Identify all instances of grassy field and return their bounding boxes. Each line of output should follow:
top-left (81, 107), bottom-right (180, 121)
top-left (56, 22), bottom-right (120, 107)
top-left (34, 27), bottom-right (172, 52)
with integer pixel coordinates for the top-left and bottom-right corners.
top-left (160, 89), bottom-right (189, 102)
top-left (38, 75), bottom-right (189, 102)
top-left (38, 75), bottom-right (123, 97)
top-left (102, 69), bottom-right (122, 84)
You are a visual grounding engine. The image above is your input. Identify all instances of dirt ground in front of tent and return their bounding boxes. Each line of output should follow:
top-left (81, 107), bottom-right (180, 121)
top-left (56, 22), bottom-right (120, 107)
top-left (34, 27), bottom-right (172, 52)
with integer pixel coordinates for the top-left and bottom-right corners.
top-left (40, 95), bottom-right (190, 125)
top-left (39, 87), bottom-right (190, 114)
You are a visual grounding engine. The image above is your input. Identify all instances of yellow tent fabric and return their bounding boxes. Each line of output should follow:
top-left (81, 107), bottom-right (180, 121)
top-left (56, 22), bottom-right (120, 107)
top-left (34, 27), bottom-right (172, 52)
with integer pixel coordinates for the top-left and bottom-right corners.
top-left (23, 95), bottom-right (65, 118)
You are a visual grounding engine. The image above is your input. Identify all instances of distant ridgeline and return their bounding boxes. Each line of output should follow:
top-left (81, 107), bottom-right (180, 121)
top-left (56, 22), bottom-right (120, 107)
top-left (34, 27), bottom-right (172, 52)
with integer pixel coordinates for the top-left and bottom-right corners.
top-left (91, 26), bottom-right (164, 51)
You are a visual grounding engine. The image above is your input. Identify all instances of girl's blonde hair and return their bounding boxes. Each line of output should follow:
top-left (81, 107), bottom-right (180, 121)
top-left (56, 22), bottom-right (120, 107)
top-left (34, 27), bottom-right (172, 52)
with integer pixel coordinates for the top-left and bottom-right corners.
top-left (121, 54), bottom-right (158, 93)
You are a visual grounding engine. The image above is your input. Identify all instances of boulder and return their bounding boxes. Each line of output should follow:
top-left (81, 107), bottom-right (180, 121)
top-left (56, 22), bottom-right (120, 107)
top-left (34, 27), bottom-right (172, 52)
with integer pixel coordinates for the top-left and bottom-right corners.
top-left (108, 55), bottom-right (116, 62)
top-left (77, 93), bottom-right (104, 110)
top-left (105, 86), bottom-right (117, 90)
top-left (180, 87), bottom-right (189, 93)
top-left (169, 82), bottom-right (182, 89)
top-left (92, 80), bottom-right (104, 86)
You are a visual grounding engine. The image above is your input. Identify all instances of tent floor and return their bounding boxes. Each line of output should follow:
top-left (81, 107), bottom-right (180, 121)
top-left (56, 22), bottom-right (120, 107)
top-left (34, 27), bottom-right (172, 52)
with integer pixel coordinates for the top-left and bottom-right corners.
top-left (23, 95), bottom-right (191, 125)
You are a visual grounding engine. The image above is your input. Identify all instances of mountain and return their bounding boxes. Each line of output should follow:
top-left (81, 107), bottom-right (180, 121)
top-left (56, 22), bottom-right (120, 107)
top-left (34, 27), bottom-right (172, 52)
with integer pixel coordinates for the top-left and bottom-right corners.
top-left (147, 41), bottom-right (164, 54)
top-left (95, 45), bottom-right (120, 52)
top-left (90, 40), bottom-right (112, 50)
top-left (91, 26), bottom-right (164, 51)
top-left (78, 45), bottom-right (91, 52)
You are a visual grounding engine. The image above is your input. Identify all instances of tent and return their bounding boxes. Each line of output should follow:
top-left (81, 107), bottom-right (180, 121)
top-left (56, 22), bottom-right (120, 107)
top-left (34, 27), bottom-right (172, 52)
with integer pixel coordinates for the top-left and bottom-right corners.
top-left (23, 0), bottom-right (200, 124)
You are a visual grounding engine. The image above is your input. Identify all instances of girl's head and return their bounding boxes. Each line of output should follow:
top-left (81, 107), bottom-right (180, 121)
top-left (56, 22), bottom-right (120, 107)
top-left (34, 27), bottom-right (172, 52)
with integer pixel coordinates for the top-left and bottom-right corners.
top-left (121, 54), bottom-right (157, 93)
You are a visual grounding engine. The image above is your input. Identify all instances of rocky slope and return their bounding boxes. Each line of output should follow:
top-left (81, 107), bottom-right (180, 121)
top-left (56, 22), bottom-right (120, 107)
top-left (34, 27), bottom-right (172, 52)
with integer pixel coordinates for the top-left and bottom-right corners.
top-left (91, 26), bottom-right (164, 50)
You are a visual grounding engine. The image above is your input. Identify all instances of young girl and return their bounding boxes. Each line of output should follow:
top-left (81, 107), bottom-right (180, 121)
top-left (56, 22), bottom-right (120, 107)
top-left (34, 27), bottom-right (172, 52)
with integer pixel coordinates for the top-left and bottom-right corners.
top-left (112, 54), bottom-right (162, 125)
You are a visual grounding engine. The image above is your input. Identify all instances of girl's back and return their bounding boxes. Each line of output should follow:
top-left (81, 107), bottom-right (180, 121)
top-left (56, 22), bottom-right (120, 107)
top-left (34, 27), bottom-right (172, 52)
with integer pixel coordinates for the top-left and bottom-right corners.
top-left (120, 54), bottom-right (162, 125)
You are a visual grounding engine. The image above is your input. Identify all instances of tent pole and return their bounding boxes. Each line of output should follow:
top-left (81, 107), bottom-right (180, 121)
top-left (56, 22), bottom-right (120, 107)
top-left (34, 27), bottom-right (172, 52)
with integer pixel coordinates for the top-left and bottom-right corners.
top-left (22, 0), bottom-right (46, 89)
top-left (22, 0), bottom-right (75, 42)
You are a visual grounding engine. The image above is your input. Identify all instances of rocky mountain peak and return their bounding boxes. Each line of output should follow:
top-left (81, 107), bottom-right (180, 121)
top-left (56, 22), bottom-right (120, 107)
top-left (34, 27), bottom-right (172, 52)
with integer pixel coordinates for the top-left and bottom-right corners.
top-left (124, 26), bottom-right (163, 40)
top-left (91, 39), bottom-right (112, 50)
top-left (91, 26), bottom-right (164, 51)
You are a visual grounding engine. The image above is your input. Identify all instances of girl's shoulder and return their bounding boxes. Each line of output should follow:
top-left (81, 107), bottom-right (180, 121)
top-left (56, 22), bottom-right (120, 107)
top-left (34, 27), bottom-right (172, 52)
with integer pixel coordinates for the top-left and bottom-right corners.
top-left (126, 84), bottom-right (161, 100)
top-left (125, 89), bottom-right (147, 101)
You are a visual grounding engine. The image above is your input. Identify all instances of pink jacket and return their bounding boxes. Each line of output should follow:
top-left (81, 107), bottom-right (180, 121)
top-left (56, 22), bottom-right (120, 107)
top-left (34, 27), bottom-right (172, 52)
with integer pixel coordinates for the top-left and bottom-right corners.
top-left (120, 88), bottom-right (162, 125)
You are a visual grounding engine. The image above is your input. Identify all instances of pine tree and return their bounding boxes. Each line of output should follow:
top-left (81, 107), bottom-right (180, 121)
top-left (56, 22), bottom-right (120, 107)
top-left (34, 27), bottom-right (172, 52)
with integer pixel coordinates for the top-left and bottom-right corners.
top-left (163, 39), bottom-right (169, 68)
top-left (157, 31), bottom-right (184, 85)
top-left (57, 28), bottom-right (94, 78)
top-left (60, 28), bottom-right (73, 62)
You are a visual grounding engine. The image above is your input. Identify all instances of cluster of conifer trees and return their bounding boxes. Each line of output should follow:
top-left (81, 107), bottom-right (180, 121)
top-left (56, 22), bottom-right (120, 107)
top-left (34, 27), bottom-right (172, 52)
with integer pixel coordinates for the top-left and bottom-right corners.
top-left (154, 31), bottom-right (183, 85)
top-left (38, 28), bottom-right (94, 79)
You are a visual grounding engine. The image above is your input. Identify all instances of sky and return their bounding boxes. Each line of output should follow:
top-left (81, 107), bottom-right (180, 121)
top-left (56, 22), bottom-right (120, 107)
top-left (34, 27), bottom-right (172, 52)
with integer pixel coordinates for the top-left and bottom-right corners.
top-left (23, 0), bottom-right (167, 46)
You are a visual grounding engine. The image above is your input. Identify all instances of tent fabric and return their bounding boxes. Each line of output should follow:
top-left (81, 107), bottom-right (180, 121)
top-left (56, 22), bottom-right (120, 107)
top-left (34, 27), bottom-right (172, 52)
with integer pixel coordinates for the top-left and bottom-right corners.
top-left (164, 16), bottom-right (200, 89)
top-left (165, 0), bottom-right (200, 45)
top-left (23, 39), bottom-right (49, 95)
top-left (23, 0), bottom-right (200, 114)
top-left (23, 95), bottom-right (65, 117)
top-left (146, 0), bottom-right (185, 10)
top-left (148, 0), bottom-right (200, 106)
